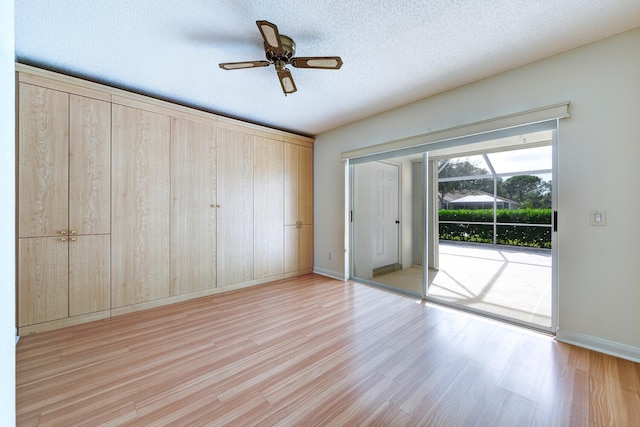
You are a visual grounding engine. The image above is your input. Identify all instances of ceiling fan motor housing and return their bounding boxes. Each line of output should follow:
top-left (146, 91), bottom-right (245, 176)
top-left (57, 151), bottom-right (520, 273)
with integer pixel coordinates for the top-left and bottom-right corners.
top-left (265, 35), bottom-right (296, 64)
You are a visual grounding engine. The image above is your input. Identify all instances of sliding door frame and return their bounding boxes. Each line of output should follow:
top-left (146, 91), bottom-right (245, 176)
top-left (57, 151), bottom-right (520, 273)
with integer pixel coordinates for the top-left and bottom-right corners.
top-left (345, 107), bottom-right (566, 333)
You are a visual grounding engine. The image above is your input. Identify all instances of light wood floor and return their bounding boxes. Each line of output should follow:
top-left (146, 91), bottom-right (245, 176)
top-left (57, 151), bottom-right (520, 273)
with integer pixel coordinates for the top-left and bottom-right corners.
top-left (16, 274), bottom-right (640, 426)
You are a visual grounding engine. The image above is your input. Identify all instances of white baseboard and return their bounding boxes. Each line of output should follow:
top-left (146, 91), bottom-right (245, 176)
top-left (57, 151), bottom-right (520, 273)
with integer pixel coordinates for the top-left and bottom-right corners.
top-left (556, 329), bottom-right (640, 363)
top-left (313, 267), bottom-right (348, 281)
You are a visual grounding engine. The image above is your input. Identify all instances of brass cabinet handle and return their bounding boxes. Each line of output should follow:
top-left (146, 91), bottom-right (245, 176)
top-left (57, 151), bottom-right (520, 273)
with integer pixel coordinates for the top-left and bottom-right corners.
top-left (60, 230), bottom-right (67, 235)
top-left (60, 238), bottom-right (67, 242)
top-left (70, 230), bottom-right (77, 235)
top-left (70, 237), bottom-right (77, 242)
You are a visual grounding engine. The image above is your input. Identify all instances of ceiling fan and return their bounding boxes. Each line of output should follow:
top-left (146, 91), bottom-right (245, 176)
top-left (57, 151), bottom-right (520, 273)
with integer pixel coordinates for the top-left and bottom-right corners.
top-left (219, 20), bottom-right (343, 95)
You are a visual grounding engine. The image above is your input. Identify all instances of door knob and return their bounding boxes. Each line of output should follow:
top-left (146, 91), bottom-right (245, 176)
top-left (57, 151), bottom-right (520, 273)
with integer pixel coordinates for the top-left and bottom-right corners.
top-left (396, 220), bottom-right (400, 224)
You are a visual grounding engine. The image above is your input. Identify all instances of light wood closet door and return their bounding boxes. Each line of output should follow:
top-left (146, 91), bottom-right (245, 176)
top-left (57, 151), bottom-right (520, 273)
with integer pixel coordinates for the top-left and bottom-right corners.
top-left (284, 224), bottom-right (314, 273)
top-left (298, 144), bottom-right (314, 225)
top-left (69, 95), bottom-right (111, 235)
top-left (217, 128), bottom-right (253, 287)
top-left (298, 146), bottom-right (314, 270)
top-left (254, 136), bottom-right (284, 279)
top-left (298, 224), bottom-right (314, 271)
top-left (111, 104), bottom-right (171, 307)
top-left (69, 234), bottom-right (110, 316)
top-left (68, 95), bottom-right (111, 315)
top-left (18, 84), bottom-right (69, 238)
top-left (18, 237), bottom-right (68, 326)
top-left (284, 142), bottom-right (314, 274)
top-left (171, 118), bottom-right (217, 295)
top-left (284, 143), bottom-right (313, 226)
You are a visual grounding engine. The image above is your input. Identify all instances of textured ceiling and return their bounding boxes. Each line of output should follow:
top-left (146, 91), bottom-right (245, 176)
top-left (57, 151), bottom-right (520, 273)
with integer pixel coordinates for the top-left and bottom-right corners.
top-left (15, 0), bottom-right (640, 136)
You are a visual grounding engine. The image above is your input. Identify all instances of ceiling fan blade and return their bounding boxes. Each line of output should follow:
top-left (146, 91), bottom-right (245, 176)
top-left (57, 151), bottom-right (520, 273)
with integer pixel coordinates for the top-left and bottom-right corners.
top-left (256, 20), bottom-right (284, 55)
top-left (290, 57), bottom-right (343, 69)
top-left (219, 61), bottom-right (271, 70)
top-left (277, 68), bottom-right (297, 95)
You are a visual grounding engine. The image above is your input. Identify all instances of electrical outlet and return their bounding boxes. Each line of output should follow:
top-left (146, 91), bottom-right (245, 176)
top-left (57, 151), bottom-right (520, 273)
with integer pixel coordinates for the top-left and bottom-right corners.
top-left (328, 251), bottom-right (333, 261)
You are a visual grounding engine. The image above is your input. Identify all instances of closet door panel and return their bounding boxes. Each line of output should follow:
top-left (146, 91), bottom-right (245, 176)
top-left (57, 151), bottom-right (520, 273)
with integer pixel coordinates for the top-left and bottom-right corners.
top-left (298, 145), bottom-right (314, 225)
top-left (18, 237), bottom-right (68, 326)
top-left (299, 225), bottom-right (314, 271)
top-left (254, 136), bottom-right (284, 279)
top-left (18, 84), bottom-right (69, 238)
top-left (171, 118), bottom-right (218, 295)
top-left (69, 95), bottom-right (111, 235)
top-left (283, 143), bottom-right (299, 226)
top-left (284, 225), bottom-right (298, 274)
top-left (69, 234), bottom-right (110, 316)
top-left (217, 128), bottom-right (253, 287)
top-left (111, 104), bottom-right (171, 307)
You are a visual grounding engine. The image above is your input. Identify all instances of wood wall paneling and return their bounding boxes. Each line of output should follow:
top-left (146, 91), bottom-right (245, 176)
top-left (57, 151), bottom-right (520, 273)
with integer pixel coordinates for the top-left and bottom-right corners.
top-left (171, 118), bottom-right (218, 295)
top-left (111, 104), bottom-right (171, 307)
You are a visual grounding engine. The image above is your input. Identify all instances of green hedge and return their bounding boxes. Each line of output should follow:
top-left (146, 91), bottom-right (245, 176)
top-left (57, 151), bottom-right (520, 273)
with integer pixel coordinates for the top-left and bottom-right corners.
top-left (439, 208), bottom-right (552, 248)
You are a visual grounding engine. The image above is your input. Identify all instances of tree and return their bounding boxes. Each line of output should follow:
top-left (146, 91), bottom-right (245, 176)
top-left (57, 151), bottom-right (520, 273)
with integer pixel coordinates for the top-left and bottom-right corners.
top-left (438, 160), bottom-right (501, 205)
top-left (503, 175), bottom-right (551, 208)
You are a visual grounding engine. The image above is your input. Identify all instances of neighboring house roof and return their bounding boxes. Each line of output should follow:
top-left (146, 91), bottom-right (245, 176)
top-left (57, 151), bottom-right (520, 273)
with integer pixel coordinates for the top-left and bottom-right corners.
top-left (456, 194), bottom-right (515, 203)
top-left (440, 191), bottom-right (519, 205)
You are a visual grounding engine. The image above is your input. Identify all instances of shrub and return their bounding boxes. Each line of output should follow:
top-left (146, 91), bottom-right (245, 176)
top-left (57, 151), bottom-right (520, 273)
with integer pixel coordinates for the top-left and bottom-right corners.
top-left (439, 208), bottom-right (552, 248)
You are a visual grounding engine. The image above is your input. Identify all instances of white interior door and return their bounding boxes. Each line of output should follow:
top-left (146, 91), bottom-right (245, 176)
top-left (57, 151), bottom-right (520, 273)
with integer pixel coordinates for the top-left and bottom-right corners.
top-left (373, 161), bottom-right (399, 269)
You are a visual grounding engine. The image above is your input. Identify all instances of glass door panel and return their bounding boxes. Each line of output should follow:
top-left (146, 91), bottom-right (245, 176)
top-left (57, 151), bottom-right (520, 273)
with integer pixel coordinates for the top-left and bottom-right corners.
top-left (352, 158), bottom-right (423, 297)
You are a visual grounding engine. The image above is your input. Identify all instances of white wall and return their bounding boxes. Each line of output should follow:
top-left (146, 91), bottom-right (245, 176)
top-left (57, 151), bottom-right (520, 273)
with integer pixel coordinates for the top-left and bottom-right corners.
top-left (314, 28), bottom-right (640, 359)
top-left (1, 0), bottom-right (16, 424)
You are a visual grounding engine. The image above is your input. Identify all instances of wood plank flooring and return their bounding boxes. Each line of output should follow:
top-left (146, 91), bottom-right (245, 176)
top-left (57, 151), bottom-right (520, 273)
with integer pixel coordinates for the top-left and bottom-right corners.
top-left (16, 274), bottom-right (640, 426)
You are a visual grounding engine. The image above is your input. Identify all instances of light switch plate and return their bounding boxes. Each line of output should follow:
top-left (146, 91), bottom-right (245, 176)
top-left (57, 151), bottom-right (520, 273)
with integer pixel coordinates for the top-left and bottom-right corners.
top-left (590, 209), bottom-right (606, 226)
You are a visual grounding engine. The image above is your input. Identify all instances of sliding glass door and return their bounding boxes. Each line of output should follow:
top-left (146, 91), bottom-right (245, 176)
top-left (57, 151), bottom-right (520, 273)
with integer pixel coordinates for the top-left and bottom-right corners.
top-left (349, 124), bottom-right (558, 332)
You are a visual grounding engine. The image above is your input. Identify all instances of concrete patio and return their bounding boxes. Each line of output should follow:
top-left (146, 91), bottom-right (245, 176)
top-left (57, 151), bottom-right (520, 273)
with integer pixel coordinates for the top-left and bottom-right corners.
top-left (373, 242), bottom-right (552, 328)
